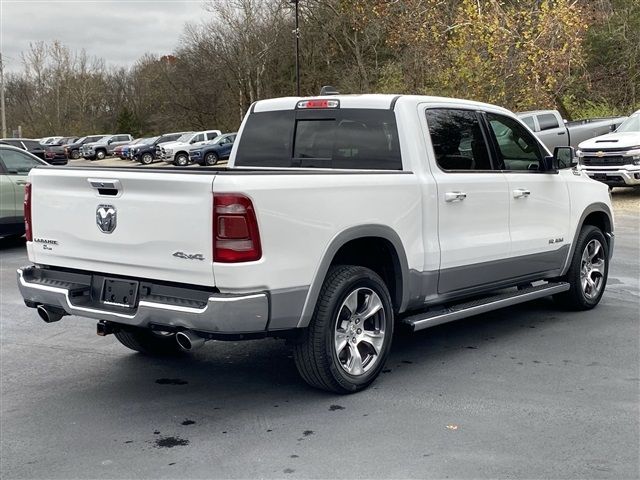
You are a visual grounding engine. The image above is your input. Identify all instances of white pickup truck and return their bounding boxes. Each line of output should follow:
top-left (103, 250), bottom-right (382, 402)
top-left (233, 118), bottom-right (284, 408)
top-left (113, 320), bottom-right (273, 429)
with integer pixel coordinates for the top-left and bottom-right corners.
top-left (158, 130), bottom-right (222, 166)
top-left (577, 110), bottom-right (640, 188)
top-left (17, 94), bottom-right (614, 393)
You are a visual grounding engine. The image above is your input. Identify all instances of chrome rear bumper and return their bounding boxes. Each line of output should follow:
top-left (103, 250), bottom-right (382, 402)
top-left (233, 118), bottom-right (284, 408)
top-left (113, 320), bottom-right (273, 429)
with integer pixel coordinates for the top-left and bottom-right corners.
top-left (17, 266), bottom-right (269, 334)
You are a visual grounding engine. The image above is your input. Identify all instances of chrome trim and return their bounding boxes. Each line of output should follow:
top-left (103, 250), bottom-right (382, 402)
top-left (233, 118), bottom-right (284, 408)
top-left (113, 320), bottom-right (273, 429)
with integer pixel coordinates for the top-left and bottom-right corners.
top-left (17, 268), bottom-right (269, 333)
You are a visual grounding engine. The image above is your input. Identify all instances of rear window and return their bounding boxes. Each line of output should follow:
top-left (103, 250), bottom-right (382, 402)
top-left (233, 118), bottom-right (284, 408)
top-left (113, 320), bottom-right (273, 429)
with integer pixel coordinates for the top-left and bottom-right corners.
top-left (235, 109), bottom-right (402, 170)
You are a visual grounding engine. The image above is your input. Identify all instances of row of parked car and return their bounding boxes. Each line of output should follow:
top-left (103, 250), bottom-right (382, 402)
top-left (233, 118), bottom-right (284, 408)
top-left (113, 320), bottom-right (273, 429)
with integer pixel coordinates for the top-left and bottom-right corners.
top-left (0, 129), bottom-right (239, 167)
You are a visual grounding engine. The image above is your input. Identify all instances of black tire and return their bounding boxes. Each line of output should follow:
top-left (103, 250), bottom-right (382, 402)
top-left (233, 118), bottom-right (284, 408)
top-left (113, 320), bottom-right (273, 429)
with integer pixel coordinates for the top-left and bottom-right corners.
top-left (293, 265), bottom-right (394, 394)
top-left (554, 225), bottom-right (609, 310)
top-left (96, 149), bottom-right (106, 160)
top-left (204, 152), bottom-right (219, 166)
top-left (141, 153), bottom-right (154, 165)
top-left (174, 153), bottom-right (189, 166)
top-left (114, 328), bottom-right (184, 356)
top-left (70, 149), bottom-right (80, 159)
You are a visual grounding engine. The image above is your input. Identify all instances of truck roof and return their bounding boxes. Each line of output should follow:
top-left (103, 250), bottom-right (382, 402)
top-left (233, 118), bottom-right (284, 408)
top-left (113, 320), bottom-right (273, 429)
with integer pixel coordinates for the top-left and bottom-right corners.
top-left (253, 94), bottom-right (512, 116)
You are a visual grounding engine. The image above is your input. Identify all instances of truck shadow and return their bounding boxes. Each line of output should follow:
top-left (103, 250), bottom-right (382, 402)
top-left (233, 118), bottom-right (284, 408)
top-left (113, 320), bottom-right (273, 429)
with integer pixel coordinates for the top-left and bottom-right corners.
top-left (100, 297), bottom-right (566, 404)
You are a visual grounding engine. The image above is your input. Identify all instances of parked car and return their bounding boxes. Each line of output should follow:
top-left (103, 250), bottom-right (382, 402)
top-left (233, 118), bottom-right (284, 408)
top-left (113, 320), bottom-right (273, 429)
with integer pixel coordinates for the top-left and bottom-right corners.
top-left (159, 130), bottom-right (221, 166)
top-left (190, 133), bottom-right (237, 165)
top-left (131, 132), bottom-right (188, 165)
top-left (39, 137), bottom-right (63, 145)
top-left (120, 136), bottom-right (160, 160)
top-left (81, 134), bottom-right (133, 160)
top-left (44, 137), bottom-right (79, 163)
top-left (16, 93), bottom-right (614, 393)
top-left (0, 144), bottom-right (47, 238)
top-left (113, 138), bottom-right (145, 160)
top-left (517, 110), bottom-right (627, 151)
top-left (577, 110), bottom-right (640, 189)
top-left (64, 135), bottom-right (107, 159)
top-left (1, 138), bottom-right (47, 162)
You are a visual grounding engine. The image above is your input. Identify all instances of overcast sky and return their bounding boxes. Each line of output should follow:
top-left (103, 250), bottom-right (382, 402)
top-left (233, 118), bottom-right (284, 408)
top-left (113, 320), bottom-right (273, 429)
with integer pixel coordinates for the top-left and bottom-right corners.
top-left (1, 0), bottom-right (209, 72)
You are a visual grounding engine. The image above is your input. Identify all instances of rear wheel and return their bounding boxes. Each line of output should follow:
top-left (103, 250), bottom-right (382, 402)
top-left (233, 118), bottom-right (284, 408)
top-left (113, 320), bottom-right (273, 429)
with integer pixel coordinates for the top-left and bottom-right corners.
top-left (554, 225), bottom-right (608, 310)
top-left (293, 265), bottom-right (394, 394)
top-left (141, 153), bottom-right (154, 165)
top-left (114, 328), bottom-right (184, 356)
top-left (204, 152), bottom-right (219, 166)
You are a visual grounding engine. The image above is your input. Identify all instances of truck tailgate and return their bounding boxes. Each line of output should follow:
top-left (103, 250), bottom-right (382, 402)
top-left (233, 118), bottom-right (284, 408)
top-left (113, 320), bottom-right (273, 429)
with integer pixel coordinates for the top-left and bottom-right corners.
top-left (28, 168), bottom-right (217, 287)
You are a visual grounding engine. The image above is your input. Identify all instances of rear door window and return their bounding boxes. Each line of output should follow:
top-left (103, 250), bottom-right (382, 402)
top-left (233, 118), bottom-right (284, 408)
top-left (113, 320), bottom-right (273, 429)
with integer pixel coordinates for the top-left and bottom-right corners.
top-left (537, 113), bottom-right (560, 131)
top-left (425, 109), bottom-right (493, 171)
top-left (235, 109), bottom-right (402, 170)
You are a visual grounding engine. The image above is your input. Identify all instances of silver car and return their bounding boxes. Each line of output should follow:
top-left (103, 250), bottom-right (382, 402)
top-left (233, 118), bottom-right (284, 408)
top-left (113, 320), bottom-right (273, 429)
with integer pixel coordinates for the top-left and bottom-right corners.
top-left (0, 145), bottom-right (47, 239)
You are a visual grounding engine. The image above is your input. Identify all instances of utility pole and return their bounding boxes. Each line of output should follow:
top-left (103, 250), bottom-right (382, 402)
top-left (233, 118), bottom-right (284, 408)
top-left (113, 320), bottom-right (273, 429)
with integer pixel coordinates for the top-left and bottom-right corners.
top-left (0, 52), bottom-right (7, 139)
top-left (290, 0), bottom-right (300, 96)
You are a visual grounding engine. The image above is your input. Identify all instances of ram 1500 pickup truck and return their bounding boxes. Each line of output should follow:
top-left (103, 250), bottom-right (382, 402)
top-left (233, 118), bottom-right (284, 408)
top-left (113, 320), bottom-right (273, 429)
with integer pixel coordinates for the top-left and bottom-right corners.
top-left (577, 110), bottom-right (640, 189)
top-left (17, 94), bottom-right (614, 393)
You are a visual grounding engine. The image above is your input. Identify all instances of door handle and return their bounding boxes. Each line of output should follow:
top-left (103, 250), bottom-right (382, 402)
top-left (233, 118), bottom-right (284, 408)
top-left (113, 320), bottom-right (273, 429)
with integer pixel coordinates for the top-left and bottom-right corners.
top-left (513, 188), bottom-right (531, 198)
top-left (15, 180), bottom-right (28, 185)
top-left (557, 131), bottom-right (566, 135)
top-left (445, 191), bottom-right (467, 202)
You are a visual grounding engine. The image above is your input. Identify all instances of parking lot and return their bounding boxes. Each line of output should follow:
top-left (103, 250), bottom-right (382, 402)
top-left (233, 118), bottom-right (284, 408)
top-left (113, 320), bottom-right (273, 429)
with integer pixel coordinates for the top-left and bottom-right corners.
top-left (0, 189), bottom-right (638, 479)
top-left (68, 156), bottom-right (228, 168)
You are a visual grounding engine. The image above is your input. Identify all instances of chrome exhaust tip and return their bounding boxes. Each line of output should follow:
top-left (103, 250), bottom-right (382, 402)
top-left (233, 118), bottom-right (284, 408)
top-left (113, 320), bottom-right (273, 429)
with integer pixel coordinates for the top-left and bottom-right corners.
top-left (37, 305), bottom-right (64, 323)
top-left (175, 330), bottom-right (206, 351)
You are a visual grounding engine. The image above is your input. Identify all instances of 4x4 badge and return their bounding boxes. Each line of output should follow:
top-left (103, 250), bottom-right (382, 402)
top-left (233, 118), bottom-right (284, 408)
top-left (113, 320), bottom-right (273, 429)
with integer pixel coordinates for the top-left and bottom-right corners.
top-left (96, 205), bottom-right (117, 234)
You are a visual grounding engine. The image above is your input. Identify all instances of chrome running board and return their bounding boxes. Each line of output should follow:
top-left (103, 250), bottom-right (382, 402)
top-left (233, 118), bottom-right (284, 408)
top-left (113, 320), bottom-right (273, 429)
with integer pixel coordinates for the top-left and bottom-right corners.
top-left (403, 282), bottom-right (570, 332)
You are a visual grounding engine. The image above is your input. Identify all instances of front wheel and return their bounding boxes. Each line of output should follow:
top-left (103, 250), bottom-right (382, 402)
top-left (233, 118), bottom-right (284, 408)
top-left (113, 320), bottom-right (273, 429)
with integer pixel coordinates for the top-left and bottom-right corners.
top-left (114, 328), bottom-right (184, 356)
top-left (554, 225), bottom-right (609, 310)
top-left (293, 265), bottom-right (394, 394)
top-left (95, 150), bottom-right (106, 160)
top-left (174, 153), bottom-right (189, 166)
top-left (70, 150), bottom-right (80, 159)
top-left (204, 152), bottom-right (219, 166)
top-left (141, 153), bottom-right (154, 165)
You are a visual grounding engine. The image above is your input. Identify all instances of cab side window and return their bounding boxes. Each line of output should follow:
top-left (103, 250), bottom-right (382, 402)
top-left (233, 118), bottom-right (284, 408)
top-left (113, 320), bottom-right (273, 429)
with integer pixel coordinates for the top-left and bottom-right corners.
top-left (425, 109), bottom-right (493, 171)
top-left (487, 113), bottom-right (544, 171)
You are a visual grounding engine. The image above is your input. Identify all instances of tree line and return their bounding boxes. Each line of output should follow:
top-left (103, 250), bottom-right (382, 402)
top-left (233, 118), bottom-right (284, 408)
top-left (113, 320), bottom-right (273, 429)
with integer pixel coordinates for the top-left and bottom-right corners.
top-left (3, 0), bottom-right (638, 138)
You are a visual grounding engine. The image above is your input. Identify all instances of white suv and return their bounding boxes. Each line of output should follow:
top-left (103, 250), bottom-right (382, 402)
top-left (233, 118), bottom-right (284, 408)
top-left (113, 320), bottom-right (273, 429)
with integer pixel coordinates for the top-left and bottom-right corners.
top-left (159, 130), bottom-right (222, 166)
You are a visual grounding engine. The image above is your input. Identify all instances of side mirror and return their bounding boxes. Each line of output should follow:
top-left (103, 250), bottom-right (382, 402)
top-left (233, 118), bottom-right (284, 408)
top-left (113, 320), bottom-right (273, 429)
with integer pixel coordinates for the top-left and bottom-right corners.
top-left (610, 124), bottom-right (617, 132)
top-left (107, 139), bottom-right (113, 144)
top-left (551, 146), bottom-right (577, 170)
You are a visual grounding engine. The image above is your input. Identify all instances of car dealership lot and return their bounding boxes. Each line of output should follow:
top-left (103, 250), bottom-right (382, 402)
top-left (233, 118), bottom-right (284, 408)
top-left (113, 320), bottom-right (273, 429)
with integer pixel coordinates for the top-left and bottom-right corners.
top-left (1, 191), bottom-right (638, 479)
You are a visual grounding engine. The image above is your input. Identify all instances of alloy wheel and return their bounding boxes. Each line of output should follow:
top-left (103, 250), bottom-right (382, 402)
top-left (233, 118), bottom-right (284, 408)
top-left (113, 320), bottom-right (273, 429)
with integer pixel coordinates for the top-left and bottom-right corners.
top-left (334, 288), bottom-right (386, 376)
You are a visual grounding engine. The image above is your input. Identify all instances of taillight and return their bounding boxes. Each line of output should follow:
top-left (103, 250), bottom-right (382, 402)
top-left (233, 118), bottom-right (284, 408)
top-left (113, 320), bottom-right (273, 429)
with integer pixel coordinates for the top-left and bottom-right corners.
top-left (24, 183), bottom-right (32, 241)
top-left (213, 193), bottom-right (261, 262)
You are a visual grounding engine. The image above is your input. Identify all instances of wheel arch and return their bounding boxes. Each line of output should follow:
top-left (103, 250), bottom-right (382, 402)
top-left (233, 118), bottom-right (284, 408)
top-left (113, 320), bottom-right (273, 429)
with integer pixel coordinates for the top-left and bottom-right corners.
top-left (561, 202), bottom-right (614, 276)
top-left (297, 225), bottom-right (410, 328)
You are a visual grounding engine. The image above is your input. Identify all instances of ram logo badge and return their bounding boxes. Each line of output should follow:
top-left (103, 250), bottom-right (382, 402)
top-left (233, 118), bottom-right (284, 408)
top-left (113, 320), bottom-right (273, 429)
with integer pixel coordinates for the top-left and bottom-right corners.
top-left (173, 251), bottom-right (205, 261)
top-left (96, 205), bottom-right (117, 234)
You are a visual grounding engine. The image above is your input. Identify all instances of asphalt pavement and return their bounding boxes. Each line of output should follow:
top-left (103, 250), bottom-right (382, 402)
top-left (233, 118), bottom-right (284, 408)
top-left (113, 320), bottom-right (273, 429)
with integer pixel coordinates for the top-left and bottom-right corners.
top-left (1, 189), bottom-right (638, 479)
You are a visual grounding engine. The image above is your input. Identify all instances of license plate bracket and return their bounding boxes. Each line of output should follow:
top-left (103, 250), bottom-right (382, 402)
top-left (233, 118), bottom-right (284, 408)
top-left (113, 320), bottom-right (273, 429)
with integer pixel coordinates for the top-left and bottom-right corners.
top-left (101, 278), bottom-right (139, 308)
